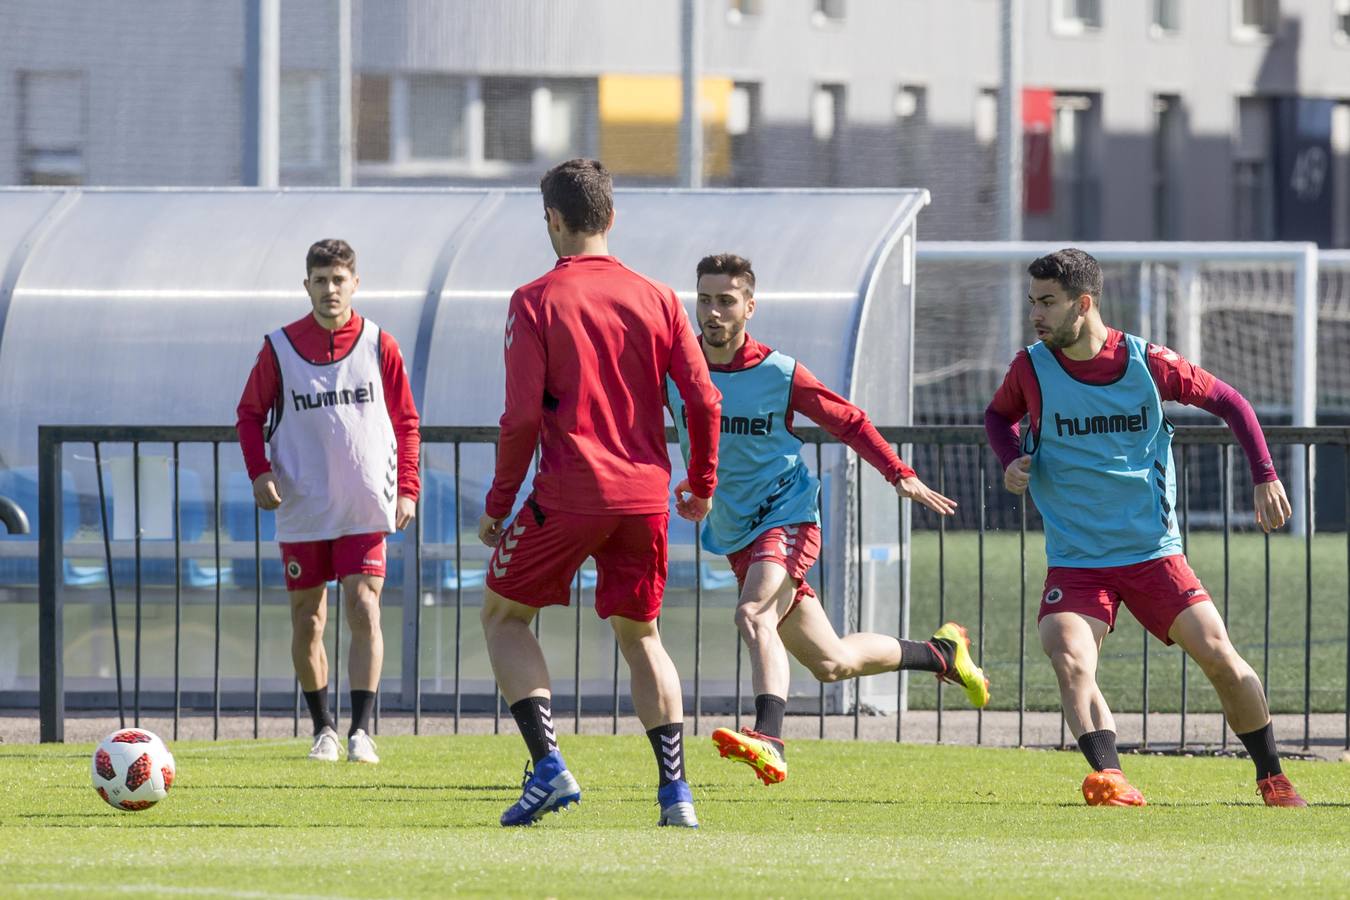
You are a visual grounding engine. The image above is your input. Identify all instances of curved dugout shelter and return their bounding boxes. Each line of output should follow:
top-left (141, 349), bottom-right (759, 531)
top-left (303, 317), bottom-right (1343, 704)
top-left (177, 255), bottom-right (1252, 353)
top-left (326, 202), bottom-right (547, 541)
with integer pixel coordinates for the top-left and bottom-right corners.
top-left (0, 187), bottom-right (926, 715)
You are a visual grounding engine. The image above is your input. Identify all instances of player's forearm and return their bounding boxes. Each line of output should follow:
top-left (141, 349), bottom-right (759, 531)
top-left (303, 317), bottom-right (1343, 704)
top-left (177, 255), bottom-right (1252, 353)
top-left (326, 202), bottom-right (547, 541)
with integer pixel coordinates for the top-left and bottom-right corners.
top-left (395, 422), bottom-right (421, 500)
top-left (984, 407), bottom-right (1023, 470)
top-left (838, 419), bottom-right (914, 483)
top-left (484, 416), bottom-right (541, 518)
top-left (235, 418), bottom-right (271, 481)
top-left (1195, 379), bottom-right (1278, 484)
top-left (682, 395), bottom-right (720, 498)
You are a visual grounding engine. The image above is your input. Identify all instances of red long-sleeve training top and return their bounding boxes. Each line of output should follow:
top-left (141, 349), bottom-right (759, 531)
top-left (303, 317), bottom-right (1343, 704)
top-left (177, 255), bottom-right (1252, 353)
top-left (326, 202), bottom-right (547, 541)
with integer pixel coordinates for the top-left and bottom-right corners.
top-left (485, 255), bottom-right (721, 519)
top-left (707, 334), bottom-right (917, 483)
top-left (235, 311), bottom-right (422, 500)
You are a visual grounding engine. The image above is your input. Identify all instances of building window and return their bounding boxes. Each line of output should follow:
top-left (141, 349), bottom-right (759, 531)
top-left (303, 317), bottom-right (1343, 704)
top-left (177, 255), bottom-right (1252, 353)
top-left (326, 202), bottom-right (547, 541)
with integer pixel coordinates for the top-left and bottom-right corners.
top-left (812, 0), bottom-right (845, 26)
top-left (973, 89), bottom-right (998, 147)
top-left (406, 74), bottom-right (467, 160)
top-left (1052, 93), bottom-right (1102, 239)
top-left (728, 82), bottom-right (761, 186)
top-left (355, 75), bottom-right (390, 163)
top-left (484, 78), bottom-right (534, 163)
top-left (19, 71), bottom-right (85, 185)
top-left (895, 85), bottom-right (928, 185)
top-left (1151, 0), bottom-right (1181, 35)
top-left (1336, 0), bottom-right (1350, 43)
top-left (1233, 97), bottom-right (1275, 239)
top-left (726, 0), bottom-right (762, 24)
top-left (1052, 0), bottom-right (1103, 34)
top-left (281, 72), bottom-right (325, 168)
top-left (531, 80), bottom-right (593, 162)
top-left (1153, 95), bottom-right (1184, 239)
top-left (1232, 0), bottom-right (1278, 39)
top-left (812, 83), bottom-right (846, 185)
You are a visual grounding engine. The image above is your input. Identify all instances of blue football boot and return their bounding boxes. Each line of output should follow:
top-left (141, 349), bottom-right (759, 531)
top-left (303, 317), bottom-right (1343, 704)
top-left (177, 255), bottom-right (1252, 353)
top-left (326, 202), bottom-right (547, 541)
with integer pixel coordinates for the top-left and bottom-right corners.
top-left (657, 779), bottom-right (699, 828)
top-left (499, 750), bottom-right (582, 826)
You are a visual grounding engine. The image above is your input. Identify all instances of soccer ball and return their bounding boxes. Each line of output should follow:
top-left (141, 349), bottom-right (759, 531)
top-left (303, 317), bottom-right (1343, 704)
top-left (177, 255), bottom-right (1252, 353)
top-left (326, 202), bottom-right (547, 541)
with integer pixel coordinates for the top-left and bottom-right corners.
top-left (91, 727), bottom-right (176, 811)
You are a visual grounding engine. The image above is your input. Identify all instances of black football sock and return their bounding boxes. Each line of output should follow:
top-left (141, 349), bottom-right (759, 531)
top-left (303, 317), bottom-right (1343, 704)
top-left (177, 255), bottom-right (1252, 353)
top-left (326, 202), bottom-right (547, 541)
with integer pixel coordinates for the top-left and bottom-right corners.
top-left (509, 696), bottom-right (558, 765)
top-left (752, 694), bottom-right (787, 759)
top-left (898, 638), bottom-right (954, 674)
top-left (1077, 729), bottom-right (1122, 772)
top-left (1236, 722), bottom-right (1282, 781)
top-left (348, 690), bottom-right (375, 737)
top-left (647, 723), bottom-right (685, 787)
top-left (302, 687), bottom-right (336, 735)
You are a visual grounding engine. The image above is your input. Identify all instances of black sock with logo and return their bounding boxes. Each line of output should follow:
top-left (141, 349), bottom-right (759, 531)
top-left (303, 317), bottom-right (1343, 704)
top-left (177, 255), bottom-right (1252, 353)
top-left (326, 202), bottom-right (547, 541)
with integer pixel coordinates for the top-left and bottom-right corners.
top-left (647, 723), bottom-right (685, 787)
top-left (510, 697), bottom-right (558, 765)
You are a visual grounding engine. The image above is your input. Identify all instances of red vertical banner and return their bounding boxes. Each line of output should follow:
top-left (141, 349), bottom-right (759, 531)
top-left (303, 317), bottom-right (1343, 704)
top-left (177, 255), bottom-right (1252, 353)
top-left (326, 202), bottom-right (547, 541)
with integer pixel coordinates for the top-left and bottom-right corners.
top-left (1023, 88), bottom-right (1055, 214)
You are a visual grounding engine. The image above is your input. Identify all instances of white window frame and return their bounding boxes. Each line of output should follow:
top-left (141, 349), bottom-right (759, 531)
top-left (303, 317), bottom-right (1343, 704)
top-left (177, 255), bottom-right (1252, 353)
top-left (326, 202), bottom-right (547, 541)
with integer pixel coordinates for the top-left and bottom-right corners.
top-left (1149, 0), bottom-right (1182, 38)
top-left (811, 0), bottom-right (845, 28)
top-left (725, 0), bottom-right (763, 26)
top-left (1231, 0), bottom-right (1278, 42)
top-left (1335, 0), bottom-right (1350, 45)
top-left (1051, 0), bottom-right (1103, 36)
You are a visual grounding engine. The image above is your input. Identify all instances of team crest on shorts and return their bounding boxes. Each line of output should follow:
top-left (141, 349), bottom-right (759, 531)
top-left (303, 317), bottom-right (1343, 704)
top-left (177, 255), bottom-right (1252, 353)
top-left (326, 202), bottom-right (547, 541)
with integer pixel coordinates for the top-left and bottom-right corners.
top-left (1044, 587), bottom-right (1063, 605)
top-left (286, 559), bottom-right (302, 579)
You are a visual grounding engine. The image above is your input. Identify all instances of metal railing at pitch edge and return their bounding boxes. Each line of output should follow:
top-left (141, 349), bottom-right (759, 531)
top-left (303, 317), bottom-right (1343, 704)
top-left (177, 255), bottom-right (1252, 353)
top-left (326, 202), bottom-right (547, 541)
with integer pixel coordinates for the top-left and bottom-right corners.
top-left (34, 424), bottom-right (1350, 748)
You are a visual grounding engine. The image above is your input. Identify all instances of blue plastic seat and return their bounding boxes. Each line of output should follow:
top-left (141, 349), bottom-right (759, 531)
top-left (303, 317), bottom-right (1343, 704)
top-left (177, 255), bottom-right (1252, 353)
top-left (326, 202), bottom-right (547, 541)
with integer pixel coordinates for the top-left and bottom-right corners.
top-left (103, 467), bottom-right (229, 588)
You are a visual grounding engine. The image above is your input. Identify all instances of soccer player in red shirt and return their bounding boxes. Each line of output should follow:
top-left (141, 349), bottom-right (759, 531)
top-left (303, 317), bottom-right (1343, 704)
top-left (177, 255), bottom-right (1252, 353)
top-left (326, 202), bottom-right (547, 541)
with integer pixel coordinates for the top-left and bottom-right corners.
top-left (236, 239), bottom-right (420, 765)
top-left (479, 159), bottom-right (721, 828)
top-left (987, 248), bottom-right (1304, 807)
top-left (671, 253), bottom-right (989, 786)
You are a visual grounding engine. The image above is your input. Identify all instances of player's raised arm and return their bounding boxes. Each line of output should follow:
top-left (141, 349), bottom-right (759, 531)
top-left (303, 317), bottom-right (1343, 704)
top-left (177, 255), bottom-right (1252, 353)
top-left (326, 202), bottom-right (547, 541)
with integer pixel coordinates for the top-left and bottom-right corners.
top-left (1145, 343), bottom-right (1291, 532)
top-left (789, 362), bottom-right (955, 516)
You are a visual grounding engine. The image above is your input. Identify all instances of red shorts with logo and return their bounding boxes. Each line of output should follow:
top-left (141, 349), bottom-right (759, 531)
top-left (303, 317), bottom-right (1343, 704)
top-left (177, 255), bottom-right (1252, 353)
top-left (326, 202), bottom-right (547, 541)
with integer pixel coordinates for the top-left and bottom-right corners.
top-left (486, 497), bottom-right (669, 622)
top-left (726, 523), bottom-right (822, 622)
top-left (1039, 554), bottom-right (1210, 645)
top-left (278, 532), bottom-right (387, 591)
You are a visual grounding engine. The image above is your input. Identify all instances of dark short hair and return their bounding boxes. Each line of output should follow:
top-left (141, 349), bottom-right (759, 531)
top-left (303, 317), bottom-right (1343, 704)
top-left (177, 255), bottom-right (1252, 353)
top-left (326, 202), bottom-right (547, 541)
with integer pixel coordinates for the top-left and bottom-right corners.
top-left (306, 239), bottom-right (356, 275)
top-left (1027, 248), bottom-right (1102, 303)
top-left (539, 158), bottom-right (613, 234)
top-left (696, 253), bottom-right (756, 295)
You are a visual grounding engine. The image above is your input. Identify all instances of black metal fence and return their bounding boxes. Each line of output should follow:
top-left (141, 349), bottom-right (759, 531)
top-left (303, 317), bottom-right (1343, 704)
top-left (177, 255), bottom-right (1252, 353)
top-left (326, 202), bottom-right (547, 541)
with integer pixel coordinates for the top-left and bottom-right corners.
top-left (32, 424), bottom-right (1350, 750)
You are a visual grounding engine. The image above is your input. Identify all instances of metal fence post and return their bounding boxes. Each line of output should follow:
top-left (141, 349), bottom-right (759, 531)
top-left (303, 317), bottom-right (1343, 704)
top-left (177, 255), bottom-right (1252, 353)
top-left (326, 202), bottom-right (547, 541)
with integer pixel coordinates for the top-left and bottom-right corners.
top-left (37, 427), bottom-right (64, 743)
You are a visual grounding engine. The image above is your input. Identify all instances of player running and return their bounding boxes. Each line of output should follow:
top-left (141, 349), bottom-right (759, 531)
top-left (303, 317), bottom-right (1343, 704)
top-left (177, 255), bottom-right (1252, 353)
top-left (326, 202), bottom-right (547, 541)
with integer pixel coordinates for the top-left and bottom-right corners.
top-left (669, 253), bottom-right (990, 787)
top-left (479, 159), bottom-right (721, 828)
top-left (236, 238), bottom-right (420, 765)
top-left (987, 248), bottom-right (1305, 807)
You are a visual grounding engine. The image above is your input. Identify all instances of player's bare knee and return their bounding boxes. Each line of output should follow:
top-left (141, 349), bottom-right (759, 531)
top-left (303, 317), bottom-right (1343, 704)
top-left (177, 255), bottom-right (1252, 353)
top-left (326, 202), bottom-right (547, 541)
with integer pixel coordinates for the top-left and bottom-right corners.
top-left (734, 603), bottom-right (774, 640)
top-left (808, 658), bottom-right (846, 683)
top-left (294, 609), bottom-right (324, 641)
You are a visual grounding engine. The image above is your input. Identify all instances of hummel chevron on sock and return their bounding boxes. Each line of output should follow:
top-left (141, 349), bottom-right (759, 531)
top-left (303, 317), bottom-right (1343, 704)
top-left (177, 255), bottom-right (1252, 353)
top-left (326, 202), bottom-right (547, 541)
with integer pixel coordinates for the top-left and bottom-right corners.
top-left (647, 723), bottom-right (684, 787)
top-left (510, 696), bottom-right (558, 765)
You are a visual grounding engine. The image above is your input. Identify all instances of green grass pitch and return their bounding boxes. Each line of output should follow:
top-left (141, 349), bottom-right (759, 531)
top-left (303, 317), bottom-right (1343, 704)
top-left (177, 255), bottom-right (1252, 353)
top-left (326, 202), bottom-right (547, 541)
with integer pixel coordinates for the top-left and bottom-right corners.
top-left (4, 734), bottom-right (1348, 898)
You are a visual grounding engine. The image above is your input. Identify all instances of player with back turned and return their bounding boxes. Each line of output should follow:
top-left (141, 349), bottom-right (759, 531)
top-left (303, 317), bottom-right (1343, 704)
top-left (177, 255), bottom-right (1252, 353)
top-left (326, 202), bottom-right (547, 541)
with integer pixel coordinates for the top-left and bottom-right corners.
top-left (986, 248), bottom-right (1305, 807)
top-left (478, 159), bottom-right (722, 828)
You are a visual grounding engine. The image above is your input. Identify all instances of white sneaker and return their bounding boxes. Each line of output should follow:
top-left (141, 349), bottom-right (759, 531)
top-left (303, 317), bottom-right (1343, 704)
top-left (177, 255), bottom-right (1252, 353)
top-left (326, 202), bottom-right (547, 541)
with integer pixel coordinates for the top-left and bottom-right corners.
top-left (347, 729), bottom-right (379, 764)
top-left (307, 726), bottom-right (340, 762)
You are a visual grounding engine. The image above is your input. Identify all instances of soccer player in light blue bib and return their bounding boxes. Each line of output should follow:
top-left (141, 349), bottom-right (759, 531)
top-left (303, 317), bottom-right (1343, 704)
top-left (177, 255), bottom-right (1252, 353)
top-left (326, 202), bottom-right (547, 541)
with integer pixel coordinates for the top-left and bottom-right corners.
top-left (669, 253), bottom-right (990, 786)
top-left (986, 249), bottom-right (1304, 807)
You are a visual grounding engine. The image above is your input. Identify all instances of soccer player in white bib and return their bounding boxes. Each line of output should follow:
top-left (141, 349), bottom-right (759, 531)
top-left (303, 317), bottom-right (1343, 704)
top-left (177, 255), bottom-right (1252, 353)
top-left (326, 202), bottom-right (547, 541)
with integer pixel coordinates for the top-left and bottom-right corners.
top-left (236, 239), bottom-right (420, 764)
top-left (669, 253), bottom-right (990, 786)
top-left (987, 248), bottom-right (1305, 807)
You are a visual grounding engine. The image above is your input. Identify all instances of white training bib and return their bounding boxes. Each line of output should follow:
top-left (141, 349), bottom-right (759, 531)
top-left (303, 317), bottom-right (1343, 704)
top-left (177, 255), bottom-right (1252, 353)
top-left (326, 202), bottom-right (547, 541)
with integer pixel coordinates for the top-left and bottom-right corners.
top-left (266, 321), bottom-right (397, 541)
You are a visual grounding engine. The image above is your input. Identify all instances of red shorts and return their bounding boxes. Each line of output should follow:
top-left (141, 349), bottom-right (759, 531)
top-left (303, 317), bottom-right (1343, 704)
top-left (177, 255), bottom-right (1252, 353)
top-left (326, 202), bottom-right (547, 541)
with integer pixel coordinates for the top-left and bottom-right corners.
top-left (278, 532), bottom-right (387, 591)
top-left (485, 497), bottom-right (668, 622)
top-left (726, 523), bottom-right (822, 622)
top-left (1039, 554), bottom-right (1211, 645)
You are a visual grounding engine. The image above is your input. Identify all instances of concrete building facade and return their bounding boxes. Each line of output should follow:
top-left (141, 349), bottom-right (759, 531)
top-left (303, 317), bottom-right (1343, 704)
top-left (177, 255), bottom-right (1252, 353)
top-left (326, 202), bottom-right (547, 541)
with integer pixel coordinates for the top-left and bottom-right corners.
top-left (3, 0), bottom-right (1348, 243)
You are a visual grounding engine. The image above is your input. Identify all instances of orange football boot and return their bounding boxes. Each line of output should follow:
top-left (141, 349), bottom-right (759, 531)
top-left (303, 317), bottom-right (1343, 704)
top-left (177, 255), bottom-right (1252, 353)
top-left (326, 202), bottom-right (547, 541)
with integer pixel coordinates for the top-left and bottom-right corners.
top-left (1257, 773), bottom-right (1307, 807)
top-left (1081, 768), bottom-right (1146, 806)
